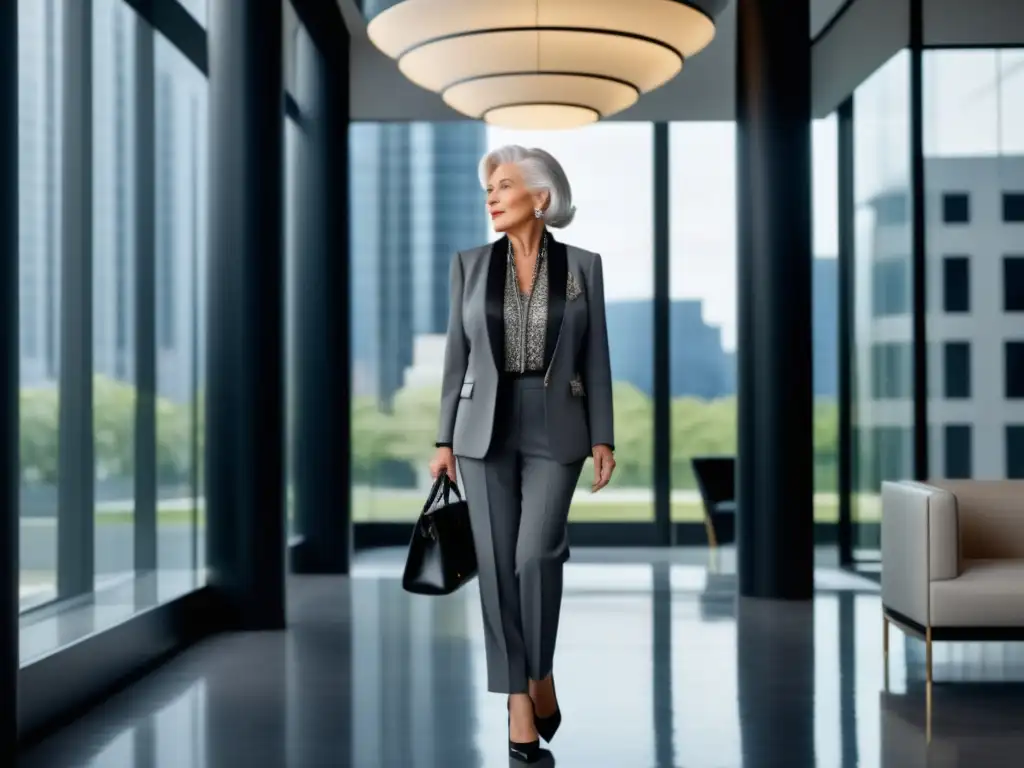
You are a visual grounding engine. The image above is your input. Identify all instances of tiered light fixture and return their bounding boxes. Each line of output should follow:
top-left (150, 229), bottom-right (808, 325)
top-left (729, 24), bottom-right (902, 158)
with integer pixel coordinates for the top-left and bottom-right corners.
top-left (366, 0), bottom-right (718, 129)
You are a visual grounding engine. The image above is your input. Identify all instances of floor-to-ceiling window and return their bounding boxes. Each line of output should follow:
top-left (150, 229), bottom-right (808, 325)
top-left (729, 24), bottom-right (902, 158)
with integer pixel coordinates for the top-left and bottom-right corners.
top-left (93, 0), bottom-right (138, 586)
top-left (17, 0), bottom-right (64, 610)
top-left (923, 48), bottom-right (1024, 481)
top-left (813, 114), bottom-right (841, 527)
top-left (667, 122), bottom-right (737, 528)
top-left (348, 121), bottom-right (490, 523)
top-left (851, 51), bottom-right (914, 560)
top-left (485, 124), bottom-right (655, 523)
top-left (283, 12), bottom-right (308, 540)
top-left (348, 121), bottom-right (656, 524)
top-left (285, 115), bottom-right (300, 537)
top-left (667, 117), bottom-right (840, 537)
top-left (153, 30), bottom-right (207, 582)
top-left (17, 0), bottom-right (208, 643)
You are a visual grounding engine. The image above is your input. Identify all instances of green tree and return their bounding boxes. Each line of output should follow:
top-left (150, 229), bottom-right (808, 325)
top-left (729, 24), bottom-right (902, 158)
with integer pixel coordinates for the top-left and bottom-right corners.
top-left (813, 397), bottom-right (839, 491)
top-left (156, 397), bottom-right (193, 483)
top-left (347, 385), bottom-right (839, 495)
top-left (19, 386), bottom-right (60, 484)
top-left (351, 395), bottom-right (402, 482)
top-left (600, 382), bottom-right (653, 487)
top-left (18, 374), bottom-right (838, 496)
top-left (19, 377), bottom-right (202, 487)
top-left (93, 376), bottom-right (136, 480)
top-left (671, 396), bottom-right (737, 488)
top-left (392, 385), bottom-right (443, 464)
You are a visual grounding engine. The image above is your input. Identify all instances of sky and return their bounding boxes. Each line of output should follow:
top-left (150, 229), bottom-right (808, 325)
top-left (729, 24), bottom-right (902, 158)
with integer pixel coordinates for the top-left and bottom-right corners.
top-left (484, 49), bottom-right (1024, 353)
top-left (486, 120), bottom-right (840, 352)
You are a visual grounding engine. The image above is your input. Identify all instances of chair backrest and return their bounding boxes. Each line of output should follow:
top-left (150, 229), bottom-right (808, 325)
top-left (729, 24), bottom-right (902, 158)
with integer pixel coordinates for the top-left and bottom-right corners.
top-left (929, 480), bottom-right (1024, 560)
top-left (691, 456), bottom-right (735, 506)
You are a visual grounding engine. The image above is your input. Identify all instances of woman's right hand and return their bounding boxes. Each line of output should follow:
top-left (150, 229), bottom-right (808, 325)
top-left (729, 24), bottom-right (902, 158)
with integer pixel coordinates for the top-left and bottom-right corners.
top-left (429, 446), bottom-right (457, 483)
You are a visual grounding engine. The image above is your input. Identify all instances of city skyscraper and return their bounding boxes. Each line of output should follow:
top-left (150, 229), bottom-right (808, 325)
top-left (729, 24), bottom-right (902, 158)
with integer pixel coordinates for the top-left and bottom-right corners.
top-left (18, 0), bottom-right (201, 404)
top-left (350, 121), bottom-right (487, 406)
top-left (17, 0), bottom-right (63, 387)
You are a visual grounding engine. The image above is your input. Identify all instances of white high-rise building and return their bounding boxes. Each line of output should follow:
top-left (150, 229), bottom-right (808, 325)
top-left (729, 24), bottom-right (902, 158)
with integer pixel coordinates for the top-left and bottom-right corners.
top-left (924, 156), bottom-right (1024, 479)
top-left (858, 155), bottom-right (1024, 481)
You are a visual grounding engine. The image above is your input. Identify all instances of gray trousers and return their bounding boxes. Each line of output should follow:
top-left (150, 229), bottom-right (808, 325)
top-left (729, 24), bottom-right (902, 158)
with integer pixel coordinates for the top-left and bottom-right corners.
top-left (457, 375), bottom-right (585, 694)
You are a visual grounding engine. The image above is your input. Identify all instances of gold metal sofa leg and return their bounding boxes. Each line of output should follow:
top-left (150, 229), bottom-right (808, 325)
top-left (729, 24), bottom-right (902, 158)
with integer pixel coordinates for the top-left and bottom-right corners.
top-left (703, 515), bottom-right (718, 549)
top-left (882, 610), bottom-right (890, 690)
top-left (883, 610), bottom-right (889, 657)
top-left (926, 625), bottom-right (933, 744)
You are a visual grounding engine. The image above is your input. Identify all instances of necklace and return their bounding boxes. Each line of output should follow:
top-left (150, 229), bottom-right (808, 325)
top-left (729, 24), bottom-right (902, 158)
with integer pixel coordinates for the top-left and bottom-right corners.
top-left (508, 233), bottom-right (547, 293)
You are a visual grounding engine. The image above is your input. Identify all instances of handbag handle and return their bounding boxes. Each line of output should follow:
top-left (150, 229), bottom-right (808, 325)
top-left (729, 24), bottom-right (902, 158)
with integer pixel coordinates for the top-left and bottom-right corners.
top-left (422, 472), bottom-right (462, 516)
top-left (418, 473), bottom-right (463, 541)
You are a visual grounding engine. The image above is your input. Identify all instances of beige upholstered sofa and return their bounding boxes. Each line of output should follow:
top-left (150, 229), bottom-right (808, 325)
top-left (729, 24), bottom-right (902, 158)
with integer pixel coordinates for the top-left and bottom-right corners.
top-left (881, 480), bottom-right (1024, 715)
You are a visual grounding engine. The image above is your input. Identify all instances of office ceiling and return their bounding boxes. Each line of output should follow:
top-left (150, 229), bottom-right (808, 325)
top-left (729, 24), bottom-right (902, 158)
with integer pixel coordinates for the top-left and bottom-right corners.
top-left (335, 0), bottom-right (860, 122)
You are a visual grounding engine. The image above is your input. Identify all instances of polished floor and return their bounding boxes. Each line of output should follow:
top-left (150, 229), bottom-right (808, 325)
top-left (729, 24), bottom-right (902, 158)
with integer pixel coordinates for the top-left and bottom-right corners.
top-left (19, 547), bottom-right (1024, 767)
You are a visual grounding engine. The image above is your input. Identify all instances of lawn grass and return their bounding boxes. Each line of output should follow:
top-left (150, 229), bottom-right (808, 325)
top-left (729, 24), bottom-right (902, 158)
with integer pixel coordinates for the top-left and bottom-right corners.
top-left (103, 490), bottom-right (881, 525)
top-left (349, 488), bottom-right (882, 523)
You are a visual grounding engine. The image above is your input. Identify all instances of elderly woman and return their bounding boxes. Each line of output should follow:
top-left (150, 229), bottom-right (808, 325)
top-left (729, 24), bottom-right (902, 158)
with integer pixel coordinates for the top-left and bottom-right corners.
top-left (429, 145), bottom-right (616, 763)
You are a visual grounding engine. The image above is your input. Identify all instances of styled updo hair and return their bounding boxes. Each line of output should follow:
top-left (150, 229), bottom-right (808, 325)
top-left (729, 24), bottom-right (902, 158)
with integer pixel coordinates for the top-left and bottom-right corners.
top-left (478, 145), bottom-right (577, 228)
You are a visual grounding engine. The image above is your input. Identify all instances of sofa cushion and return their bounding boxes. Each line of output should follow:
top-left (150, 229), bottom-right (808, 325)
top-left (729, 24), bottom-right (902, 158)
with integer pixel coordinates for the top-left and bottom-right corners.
top-left (930, 559), bottom-right (1024, 627)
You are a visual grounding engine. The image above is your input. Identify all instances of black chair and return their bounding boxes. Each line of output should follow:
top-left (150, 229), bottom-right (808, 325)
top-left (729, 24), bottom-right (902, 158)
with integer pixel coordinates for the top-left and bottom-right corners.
top-left (690, 456), bottom-right (736, 547)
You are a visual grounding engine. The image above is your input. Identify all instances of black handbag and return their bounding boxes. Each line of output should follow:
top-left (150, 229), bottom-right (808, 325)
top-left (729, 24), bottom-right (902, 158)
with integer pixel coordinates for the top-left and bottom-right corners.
top-left (402, 473), bottom-right (478, 595)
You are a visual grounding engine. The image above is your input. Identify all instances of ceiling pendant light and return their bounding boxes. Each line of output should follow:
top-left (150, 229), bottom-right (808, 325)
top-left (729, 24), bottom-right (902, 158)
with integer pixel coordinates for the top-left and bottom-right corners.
top-left (365, 0), bottom-right (718, 130)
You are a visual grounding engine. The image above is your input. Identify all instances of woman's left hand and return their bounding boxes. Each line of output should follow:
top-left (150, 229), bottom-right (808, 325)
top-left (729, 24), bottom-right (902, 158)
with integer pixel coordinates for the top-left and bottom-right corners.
top-left (591, 445), bottom-right (616, 492)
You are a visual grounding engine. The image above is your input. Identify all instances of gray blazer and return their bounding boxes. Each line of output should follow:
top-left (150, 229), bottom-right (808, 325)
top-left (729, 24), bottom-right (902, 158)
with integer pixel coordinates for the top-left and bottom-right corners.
top-left (436, 233), bottom-right (614, 464)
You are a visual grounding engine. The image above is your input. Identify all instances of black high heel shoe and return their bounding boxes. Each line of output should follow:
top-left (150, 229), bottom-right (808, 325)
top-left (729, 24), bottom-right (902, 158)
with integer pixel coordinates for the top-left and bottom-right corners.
top-left (509, 700), bottom-right (552, 764)
top-left (509, 737), bottom-right (550, 764)
top-left (533, 677), bottom-right (562, 743)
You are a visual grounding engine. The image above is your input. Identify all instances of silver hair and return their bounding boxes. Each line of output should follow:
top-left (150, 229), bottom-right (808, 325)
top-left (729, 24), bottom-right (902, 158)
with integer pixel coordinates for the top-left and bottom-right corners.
top-left (478, 145), bottom-right (576, 228)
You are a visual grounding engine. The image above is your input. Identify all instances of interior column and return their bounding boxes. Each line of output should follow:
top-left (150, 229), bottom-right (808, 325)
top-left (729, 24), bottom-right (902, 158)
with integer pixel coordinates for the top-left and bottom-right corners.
top-left (206, 0), bottom-right (286, 628)
top-left (735, 0), bottom-right (815, 599)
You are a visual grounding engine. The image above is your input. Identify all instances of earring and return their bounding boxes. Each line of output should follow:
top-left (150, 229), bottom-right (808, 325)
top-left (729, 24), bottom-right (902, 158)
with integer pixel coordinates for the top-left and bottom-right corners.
top-left (534, 208), bottom-right (544, 219)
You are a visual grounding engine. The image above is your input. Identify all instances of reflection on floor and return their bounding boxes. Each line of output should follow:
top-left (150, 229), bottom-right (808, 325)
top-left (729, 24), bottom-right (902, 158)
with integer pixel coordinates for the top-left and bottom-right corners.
top-left (19, 547), bottom-right (1024, 767)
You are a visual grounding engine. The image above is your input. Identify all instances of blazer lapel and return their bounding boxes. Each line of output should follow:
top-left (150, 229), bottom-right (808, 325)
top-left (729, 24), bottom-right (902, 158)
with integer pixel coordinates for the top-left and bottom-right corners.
top-left (485, 236), bottom-right (507, 374)
top-left (545, 232), bottom-right (568, 370)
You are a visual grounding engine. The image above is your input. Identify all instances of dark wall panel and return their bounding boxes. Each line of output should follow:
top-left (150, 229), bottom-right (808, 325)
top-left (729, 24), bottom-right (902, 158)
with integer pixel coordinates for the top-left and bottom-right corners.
top-left (1, 0), bottom-right (19, 755)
